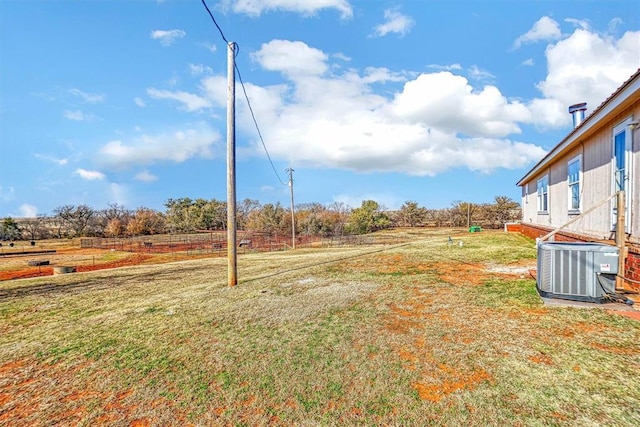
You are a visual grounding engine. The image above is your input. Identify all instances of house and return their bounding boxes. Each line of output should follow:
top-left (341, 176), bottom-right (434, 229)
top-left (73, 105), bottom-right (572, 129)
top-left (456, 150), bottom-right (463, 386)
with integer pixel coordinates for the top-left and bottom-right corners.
top-left (516, 69), bottom-right (640, 286)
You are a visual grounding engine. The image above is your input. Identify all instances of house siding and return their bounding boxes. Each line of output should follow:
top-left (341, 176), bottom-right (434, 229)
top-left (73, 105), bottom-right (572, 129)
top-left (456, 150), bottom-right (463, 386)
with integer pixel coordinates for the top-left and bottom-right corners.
top-left (518, 70), bottom-right (640, 289)
top-left (521, 102), bottom-right (639, 243)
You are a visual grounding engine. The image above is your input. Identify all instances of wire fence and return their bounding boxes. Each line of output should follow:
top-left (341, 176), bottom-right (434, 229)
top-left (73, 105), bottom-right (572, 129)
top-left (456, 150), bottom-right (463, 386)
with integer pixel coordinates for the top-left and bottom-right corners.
top-left (79, 232), bottom-right (406, 257)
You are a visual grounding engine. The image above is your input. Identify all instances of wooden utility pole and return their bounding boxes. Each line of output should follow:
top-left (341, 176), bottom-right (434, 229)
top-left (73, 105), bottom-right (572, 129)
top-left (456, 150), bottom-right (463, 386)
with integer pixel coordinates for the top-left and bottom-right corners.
top-left (616, 190), bottom-right (626, 290)
top-left (227, 42), bottom-right (237, 287)
top-left (287, 168), bottom-right (295, 249)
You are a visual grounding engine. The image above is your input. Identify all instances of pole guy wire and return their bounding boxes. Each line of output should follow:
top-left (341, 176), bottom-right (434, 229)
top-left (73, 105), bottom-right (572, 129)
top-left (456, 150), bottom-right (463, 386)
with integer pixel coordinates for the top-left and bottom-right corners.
top-left (201, 0), bottom-right (288, 187)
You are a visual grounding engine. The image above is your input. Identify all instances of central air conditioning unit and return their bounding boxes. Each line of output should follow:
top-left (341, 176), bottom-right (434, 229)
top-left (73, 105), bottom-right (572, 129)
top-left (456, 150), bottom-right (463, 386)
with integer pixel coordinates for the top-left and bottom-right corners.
top-left (537, 242), bottom-right (619, 303)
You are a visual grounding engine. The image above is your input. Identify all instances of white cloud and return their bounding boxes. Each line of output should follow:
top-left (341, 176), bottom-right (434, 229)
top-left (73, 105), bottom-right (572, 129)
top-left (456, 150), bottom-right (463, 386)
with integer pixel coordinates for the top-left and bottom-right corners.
top-left (372, 9), bottom-right (415, 38)
top-left (525, 98), bottom-right (567, 129)
top-left (201, 42), bottom-right (217, 53)
top-left (608, 17), bottom-right (623, 33)
top-left (522, 58), bottom-right (534, 66)
top-left (222, 0), bottom-right (353, 18)
top-left (189, 63), bottom-right (213, 75)
top-left (535, 28), bottom-right (640, 115)
top-left (146, 88), bottom-right (211, 111)
top-left (333, 52), bottom-right (351, 62)
top-left (166, 75), bottom-right (180, 87)
top-left (564, 18), bottom-right (590, 30)
top-left (251, 40), bottom-right (329, 77)
top-left (362, 67), bottom-right (406, 84)
top-left (69, 88), bottom-right (104, 103)
top-left (390, 72), bottom-right (528, 137)
top-left (74, 168), bottom-right (106, 180)
top-left (150, 29), bottom-right (186, 46)
top-left (19, 204), bottom-right (38, 217)
top-left (221, 41), bottom-right (546, 176)
top-left (98, 127), bottom-right (220, 169)
top-left (64, 110), bottom-right (94, 121)
top-left (35, 153), bottom-right (68, 165)
top-left (183, 28), bottom-right (637, 178)
top-left (134, 97), bottom-right (146, 107)
top-left (513, 16), bottom-right (562, 49)
top-left (428, 63), bottom-right (463, 72)
top-left (468, 65), bottom-right (495, 82)
top-left (134, 170), bottom-right (159, 182)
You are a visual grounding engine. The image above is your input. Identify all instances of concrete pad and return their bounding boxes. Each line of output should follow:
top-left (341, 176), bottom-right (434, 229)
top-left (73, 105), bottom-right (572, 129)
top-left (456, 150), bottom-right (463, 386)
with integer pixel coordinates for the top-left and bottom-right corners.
top-left (539, 295), bottom-right (637, 312)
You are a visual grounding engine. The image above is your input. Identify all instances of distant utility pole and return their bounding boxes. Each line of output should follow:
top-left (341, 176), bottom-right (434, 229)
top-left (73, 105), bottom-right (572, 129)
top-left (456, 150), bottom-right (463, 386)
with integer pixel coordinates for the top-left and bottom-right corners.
top-left (227, 41), bottom-right (237, 287)
top-left (287, 168), bottom-right (296, 249)
top-left (467, 202), bottom-right (471, 229)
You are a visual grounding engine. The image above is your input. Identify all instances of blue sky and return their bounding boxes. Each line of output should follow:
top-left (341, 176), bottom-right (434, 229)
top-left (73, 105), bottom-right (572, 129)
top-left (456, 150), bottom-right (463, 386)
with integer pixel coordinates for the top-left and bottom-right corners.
top-left (1, 0), bottom-right (639, 217)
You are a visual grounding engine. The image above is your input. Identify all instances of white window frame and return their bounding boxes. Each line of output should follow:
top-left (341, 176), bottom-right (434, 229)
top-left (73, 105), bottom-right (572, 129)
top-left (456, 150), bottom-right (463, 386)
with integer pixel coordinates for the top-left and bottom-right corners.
top-left (611, 118), bottom-right (633, 232)
top-left (567, 155), bottom-right (582, 213)
top-left (537, 175), bottom-right (549, 213)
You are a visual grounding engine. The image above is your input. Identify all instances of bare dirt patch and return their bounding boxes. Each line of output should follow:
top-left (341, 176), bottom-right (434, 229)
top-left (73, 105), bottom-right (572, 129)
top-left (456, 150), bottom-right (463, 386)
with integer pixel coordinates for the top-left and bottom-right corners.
top-left (0, 247), bottom-right (213, 281)
top-left (0, 357), bottom-right (187, 426)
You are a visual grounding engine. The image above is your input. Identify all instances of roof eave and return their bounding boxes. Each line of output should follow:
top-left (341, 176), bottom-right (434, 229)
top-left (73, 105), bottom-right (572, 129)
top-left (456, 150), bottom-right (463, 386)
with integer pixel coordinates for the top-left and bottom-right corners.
top-left (516, 69), bottom-right (640, 187)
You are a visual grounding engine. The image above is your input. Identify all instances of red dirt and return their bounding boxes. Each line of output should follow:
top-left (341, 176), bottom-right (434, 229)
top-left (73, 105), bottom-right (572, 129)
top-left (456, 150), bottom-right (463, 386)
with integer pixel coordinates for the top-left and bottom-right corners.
top-left (0, 253), bottom-right (177, 281)
top-left (0, 357), bottom-right (188, 426)
top-left (611, 310), bottom-right (640, 322)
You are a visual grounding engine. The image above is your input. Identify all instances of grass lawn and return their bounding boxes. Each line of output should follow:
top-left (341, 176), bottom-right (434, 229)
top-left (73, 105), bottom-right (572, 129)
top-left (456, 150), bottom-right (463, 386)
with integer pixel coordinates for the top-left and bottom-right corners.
top-left (1, 229), bottom-right (639, 426)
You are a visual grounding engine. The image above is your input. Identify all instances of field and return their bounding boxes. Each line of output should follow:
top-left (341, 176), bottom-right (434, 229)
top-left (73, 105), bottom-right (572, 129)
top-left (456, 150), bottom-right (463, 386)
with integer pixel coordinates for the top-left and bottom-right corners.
top-left (0, 233), bottom-right (392, 281)
top-left (1, 229), bottom-right (639, 426)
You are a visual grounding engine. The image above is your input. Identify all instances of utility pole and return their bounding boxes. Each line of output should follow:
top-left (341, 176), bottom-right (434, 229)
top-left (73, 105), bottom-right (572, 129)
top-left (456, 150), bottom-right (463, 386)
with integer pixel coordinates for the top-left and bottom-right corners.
top-left (226, 42), bottom-right (237, 287)
top-left (287, 168), bottom-right (295, 249)
top-left (467, 202), bottom-right (471, 229)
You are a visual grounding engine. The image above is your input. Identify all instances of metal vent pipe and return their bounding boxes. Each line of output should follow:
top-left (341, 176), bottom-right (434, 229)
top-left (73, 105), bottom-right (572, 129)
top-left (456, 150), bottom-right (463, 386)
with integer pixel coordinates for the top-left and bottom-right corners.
top-left (568, 102), bottom-right (587, 128)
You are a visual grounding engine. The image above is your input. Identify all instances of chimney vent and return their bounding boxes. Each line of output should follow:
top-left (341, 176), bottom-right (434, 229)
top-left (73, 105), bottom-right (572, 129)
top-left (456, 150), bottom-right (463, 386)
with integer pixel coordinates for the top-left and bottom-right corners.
top-left (568, 103), bottom-right (587, 128)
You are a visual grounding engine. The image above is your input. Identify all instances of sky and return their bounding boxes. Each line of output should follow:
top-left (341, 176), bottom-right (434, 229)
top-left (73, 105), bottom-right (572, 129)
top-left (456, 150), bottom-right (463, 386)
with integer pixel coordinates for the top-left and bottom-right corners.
top-left (1, 0), bottom-right (639, 218)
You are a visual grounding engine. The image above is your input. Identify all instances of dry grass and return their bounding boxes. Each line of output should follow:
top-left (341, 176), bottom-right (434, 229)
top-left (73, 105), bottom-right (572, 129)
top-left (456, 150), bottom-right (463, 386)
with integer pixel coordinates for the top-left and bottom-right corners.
top-left (1, 229), bottom-right (639, 426)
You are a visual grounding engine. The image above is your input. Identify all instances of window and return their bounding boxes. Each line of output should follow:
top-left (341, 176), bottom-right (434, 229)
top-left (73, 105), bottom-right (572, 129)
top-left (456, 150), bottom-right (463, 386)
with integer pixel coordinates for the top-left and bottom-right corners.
top-left (567, 155), bottom-right (581, 211)
top-left (613, 131), bottom-right (626, 192)
top-left (537, 175), bottom-right (548, 213)
top-left (612, 119), bottom-right (633, 232)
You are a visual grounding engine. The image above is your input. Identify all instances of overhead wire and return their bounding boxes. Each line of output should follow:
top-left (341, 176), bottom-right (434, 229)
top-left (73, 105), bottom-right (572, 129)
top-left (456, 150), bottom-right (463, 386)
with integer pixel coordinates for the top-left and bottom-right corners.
top-left (200, 0), bottom-right (288, 187)
top-left (200, 0), bottom-right (228, 45)
top-left (235, 64), bottom-right (288, 186)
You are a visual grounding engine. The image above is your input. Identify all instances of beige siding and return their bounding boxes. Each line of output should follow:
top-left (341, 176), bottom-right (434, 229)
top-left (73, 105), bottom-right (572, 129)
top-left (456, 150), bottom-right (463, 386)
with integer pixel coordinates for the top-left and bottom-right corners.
top-left (520, 102), bottom-right (639, 244)
top-left (632, 112), bottom-right (640, 241)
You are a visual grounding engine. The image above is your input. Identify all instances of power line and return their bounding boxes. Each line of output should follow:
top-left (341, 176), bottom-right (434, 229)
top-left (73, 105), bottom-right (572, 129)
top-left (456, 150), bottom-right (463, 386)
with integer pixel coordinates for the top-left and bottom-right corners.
top-left (235, 67), bottom-right (288, 186)
top-left (200, 0), bottom-right (287, 187)
top-left (200, 0), bottom-right (229, 45)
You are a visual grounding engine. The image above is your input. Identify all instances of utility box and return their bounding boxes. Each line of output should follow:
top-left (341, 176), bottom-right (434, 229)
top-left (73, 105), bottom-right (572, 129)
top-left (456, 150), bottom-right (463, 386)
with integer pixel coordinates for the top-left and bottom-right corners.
top-left (469, 226), bottom-right (481, 232)
top-left (537, 242), bottom-right (619, 303)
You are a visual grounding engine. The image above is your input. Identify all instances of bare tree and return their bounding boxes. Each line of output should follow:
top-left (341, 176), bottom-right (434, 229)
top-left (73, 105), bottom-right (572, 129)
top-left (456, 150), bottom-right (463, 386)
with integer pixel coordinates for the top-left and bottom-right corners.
top-left (246, 203), bottom-right (287, 236)
top-left (53, 204), bottom-right (96, 237)
top-left (489, 196), bottom-right (521, 229)
top-left (20, 215), bottom-right (48, 240)
top-left (396, 201), bottom-right (428, 227)
top-left (237, 199), bottom-right (261, 230)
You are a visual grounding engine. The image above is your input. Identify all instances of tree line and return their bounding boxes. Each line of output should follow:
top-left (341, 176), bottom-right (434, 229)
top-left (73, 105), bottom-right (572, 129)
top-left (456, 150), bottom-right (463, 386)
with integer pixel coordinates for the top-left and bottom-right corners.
top-left (1, 196), bottom-right (520, 240)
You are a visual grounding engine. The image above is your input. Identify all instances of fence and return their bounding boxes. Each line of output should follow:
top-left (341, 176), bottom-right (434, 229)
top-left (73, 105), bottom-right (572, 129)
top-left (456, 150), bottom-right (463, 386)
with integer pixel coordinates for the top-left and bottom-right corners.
top-left (80, 231), bottom-right (406, 256)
